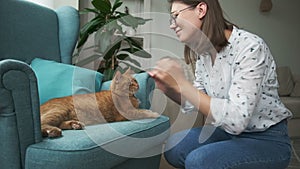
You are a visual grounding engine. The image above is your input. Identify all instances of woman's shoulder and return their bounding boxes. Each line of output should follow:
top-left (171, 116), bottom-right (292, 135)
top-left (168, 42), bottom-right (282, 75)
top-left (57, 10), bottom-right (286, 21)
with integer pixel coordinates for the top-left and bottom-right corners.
top-left (229, 27), bottom-right (273, 64)
top-left (231, 26), bottom-right (265, 45)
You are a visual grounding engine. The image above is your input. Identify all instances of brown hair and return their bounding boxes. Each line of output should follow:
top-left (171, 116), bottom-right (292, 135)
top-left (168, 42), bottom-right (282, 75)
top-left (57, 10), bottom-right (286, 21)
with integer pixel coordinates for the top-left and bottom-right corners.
top-left (168, 0), bottom-right (234, 68)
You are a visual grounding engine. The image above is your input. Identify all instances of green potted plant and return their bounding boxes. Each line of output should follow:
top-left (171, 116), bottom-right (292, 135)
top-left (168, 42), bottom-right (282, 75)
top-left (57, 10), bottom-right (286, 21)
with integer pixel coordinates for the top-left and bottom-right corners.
top-left (73, 0), bottom-right (152, 81)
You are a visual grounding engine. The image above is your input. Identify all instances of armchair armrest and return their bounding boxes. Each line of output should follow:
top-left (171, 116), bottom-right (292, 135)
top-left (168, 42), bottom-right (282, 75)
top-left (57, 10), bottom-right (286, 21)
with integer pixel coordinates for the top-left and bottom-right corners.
top-left (100, 72), bottom-right (155, 109)
top-left (0, 59), bottom-right (42, 168)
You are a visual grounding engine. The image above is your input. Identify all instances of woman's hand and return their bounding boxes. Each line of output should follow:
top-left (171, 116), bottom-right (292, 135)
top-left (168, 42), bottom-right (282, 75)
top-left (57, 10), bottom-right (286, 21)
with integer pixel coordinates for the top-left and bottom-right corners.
top-left (149, 58), bottom-right (186, 91)
top-left (148, 57), bottom-right (187, 104)
top-left (149, 57), bottom-right (211, 116)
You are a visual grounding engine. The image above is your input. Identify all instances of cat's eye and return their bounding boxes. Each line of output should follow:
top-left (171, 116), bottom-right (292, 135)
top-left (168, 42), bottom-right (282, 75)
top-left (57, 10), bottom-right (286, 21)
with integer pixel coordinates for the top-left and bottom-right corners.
top-left (130, 79), bottom-right (137, 85)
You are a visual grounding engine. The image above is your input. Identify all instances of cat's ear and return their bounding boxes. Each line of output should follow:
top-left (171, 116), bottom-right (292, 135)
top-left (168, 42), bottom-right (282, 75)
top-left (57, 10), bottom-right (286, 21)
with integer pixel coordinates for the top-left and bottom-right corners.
top-left (113, 71), bottom-right (122, 83)
top-left (124, 67), bottom-right (133, 75)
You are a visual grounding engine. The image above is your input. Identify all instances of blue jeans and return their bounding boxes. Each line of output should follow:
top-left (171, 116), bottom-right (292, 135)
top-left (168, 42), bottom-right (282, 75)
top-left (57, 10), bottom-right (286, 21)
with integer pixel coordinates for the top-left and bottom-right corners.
top-left (164, 120), bottom-right (292, 169)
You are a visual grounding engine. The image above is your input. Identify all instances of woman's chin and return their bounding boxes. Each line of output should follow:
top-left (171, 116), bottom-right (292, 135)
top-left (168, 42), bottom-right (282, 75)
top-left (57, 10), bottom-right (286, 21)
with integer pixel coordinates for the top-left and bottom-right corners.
top-left (178, 36), bottom-right (189, 43)
top-left (177, 33), bottom-right (192, 43)
top-left (177, 34), bottom-right (186, 42)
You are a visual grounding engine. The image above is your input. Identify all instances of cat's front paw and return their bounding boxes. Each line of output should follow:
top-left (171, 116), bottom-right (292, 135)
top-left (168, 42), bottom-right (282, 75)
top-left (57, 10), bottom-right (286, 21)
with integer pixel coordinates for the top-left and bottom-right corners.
top-left (71, 121), bottom-right (85, 130)
top-left (59, 120), bottom-right (85, 130)
top-left (151, 112), bottom-right (160, 118)
top-left (140, 109), bottom-right (160, 118)
top-left (148, 111), bottom-right (160, 118)
top-left (47, 128), bottom-right (62, 138)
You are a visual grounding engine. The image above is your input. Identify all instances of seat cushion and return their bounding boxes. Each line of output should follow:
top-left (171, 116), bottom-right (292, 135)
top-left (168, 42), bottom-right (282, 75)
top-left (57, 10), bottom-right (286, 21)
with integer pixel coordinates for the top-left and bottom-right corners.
top-left (31, 58), bottom-right (103, 104)
top-left (25, 116), bottom-right (170, 169)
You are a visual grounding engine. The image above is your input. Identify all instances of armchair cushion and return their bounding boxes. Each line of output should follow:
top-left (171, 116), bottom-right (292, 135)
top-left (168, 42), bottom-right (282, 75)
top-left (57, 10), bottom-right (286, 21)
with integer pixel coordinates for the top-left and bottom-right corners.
top-left (26, 116), bottom-right (170, 169)
top-left (31, 58), bottom-right (103, 104)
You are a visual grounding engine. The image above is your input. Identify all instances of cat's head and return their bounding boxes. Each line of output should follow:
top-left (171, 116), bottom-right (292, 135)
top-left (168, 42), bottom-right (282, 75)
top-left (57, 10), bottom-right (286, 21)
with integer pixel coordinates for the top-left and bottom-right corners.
top-left (110, 68), bottom-right (139, 96)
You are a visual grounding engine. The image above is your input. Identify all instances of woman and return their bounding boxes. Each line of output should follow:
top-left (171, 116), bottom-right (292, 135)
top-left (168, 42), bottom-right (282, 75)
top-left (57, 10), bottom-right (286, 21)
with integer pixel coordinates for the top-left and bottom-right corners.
top-left (149, 0), bottom-right (292, 168)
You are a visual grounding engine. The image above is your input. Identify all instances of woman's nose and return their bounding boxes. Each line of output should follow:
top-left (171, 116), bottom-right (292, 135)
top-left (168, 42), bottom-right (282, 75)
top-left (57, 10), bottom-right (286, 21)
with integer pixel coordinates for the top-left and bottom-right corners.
top-left (169, 23), bottom-right (176, 30)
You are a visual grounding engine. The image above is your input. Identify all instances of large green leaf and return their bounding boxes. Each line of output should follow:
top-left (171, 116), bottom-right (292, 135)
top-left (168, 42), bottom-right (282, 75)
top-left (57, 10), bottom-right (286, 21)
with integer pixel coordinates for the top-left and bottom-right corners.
top-left (79, 8), bottom-right (99, 15)
top-left (104, 57), bottom-right (113, 68)
top-left (118, 14), bottom-right (139, 29)
top-left (133, 49), bottom-right (152, 58)
top-left (103, 40), bottom-right (122, 60)
top-left (106, 20), bottom-right (120, 32)
top-left (74, 54), bottom-right (102, 67)
top-left (77, 34), bottom-right (89, 49)
top-left (116, 54), bottom-right (142, 69)
top-left (77, 17), bottom-right (103, 48)
top-left (74, 0), bottom-right (153, 80)
top-left (116, 53), bottom-right (129, 60)
top-left (116, 12), bottom-right (151, 29)
top-left (103, 68), bottom-right (115, 81)
top-left (112, 0), bottom-right (123, 13)
top-left (115, 11), bottom-right (127, 17)
top-left (120, 56), bottom-right (141, 67)
top-left (135, 17), bottom-right (152, 25)
top-left (120, 48), bottom-right (151, 58)
top-left (120, 62), bottom-right (144, 73)
top-left (96, 30), bottom-right (114, 53)
top-left (123, 37), bottom-right (143, 49)
top-left (92, 0), bottom-right (111, 14)
top-left (80, 17), bottom-right (100, 37)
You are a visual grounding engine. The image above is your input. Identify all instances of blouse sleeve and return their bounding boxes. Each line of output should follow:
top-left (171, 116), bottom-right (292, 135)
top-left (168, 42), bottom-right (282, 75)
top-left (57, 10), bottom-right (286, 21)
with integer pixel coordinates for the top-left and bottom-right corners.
top-left (210, 39), bottom-right (269, 135)
top-left (181, 60), bottom-right (206, 113)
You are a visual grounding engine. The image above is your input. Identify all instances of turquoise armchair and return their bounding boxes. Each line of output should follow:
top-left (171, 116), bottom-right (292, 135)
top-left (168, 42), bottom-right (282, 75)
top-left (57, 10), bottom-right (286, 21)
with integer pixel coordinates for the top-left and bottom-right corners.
top-left (0, 0), bottom-right (170, 169)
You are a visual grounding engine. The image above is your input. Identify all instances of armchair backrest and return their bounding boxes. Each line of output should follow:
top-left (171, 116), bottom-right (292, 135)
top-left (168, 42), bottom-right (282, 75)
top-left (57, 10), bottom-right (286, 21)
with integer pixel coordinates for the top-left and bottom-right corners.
top-left (0, 0), bottom-right (79, 64)
top-left (0, 1), bottom-right (79, 169)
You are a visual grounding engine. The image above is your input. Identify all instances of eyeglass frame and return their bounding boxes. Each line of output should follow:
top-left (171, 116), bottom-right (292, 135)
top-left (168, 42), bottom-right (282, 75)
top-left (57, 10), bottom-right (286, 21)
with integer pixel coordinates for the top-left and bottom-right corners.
top-left (169, 5), bottom-right (195, 26)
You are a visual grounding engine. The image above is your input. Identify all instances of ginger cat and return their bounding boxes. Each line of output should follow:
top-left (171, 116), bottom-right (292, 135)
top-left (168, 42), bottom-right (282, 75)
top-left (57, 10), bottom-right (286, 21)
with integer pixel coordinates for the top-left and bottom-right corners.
top-left (40, 68), bottom-right (159, 138)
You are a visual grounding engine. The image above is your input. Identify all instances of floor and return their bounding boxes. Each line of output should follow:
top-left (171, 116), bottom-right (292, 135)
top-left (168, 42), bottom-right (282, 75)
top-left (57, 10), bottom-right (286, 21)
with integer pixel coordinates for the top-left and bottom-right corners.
top-left (159, 138), bottom-right (300, 169)
top-left (288, 138), bottom-right (300, 169)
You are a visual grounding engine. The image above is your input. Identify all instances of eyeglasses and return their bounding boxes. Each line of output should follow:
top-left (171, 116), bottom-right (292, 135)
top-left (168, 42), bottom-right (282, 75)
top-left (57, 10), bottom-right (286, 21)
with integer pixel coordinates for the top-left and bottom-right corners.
top-left (169, 6), bottom-right (194, 26)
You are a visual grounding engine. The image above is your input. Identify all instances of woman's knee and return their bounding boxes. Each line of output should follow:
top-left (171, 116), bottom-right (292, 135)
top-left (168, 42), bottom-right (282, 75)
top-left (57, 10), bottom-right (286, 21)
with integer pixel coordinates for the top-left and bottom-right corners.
top-left (164, 147), bottom-right (185, 168)
top-left (184, 147), bottom-right (211, 169)
top-left (164, 138), bottom-right (188, 168)
top-left (163, 130), bottom-right (197, 168)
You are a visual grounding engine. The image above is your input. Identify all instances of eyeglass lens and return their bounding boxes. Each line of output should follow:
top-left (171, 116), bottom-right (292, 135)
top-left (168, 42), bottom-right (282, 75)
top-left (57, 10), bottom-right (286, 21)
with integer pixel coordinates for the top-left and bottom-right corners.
top-left (169, 6), bottom-right (194, 25)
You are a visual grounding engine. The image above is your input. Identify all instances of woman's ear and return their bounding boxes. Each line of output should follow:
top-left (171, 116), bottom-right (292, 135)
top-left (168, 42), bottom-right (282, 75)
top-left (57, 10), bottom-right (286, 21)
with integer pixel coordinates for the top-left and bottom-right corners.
top-left (196, 2), bottom-right (207, 20)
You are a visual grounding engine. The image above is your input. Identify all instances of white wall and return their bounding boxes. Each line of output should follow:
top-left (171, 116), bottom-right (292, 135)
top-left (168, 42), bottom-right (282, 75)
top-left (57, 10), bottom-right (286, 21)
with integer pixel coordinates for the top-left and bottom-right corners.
top-left (53, 0), bottom-right (78, 9)
top-left (27, 0), bottom-right (78, 9)
top-left (27, 0), bottom-right (53, 8)
top-left (219, 0), bottom-right (300, 74)
top-left (147, 0), bottom-right (184, 67)
top-left (150, 0), bottom-right (300, 74)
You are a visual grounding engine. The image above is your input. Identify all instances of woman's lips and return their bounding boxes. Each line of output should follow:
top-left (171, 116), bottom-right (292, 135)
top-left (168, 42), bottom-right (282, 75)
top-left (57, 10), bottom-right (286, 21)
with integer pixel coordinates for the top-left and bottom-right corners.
top-left (175, 29), bottom-right (181, 36)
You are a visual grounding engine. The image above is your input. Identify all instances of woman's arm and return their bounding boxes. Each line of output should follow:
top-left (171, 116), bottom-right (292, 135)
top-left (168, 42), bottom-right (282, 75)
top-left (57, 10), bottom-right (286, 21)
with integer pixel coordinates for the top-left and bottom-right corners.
top-left (149, 58), bottom-right (211, 116)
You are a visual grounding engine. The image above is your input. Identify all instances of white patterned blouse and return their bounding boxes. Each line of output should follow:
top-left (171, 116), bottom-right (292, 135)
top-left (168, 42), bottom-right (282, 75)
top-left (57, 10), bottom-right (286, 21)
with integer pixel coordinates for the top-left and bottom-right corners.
top-left (183, 26), bottom-right (292, 135)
